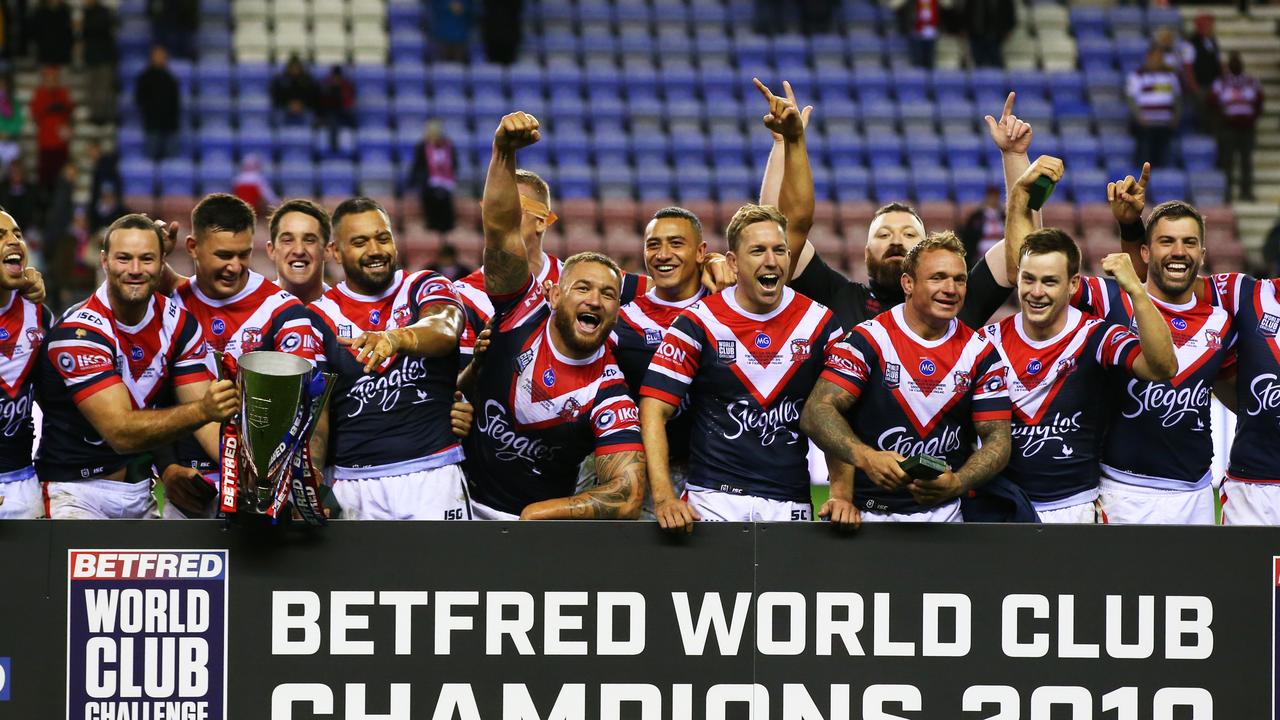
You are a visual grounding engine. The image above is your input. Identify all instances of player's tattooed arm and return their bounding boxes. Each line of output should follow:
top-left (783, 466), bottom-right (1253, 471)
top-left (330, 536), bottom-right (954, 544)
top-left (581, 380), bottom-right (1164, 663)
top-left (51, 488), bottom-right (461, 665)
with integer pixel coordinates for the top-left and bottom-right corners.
top-left (910, 419), bottom-right (1011, 506)
top-left (344, 304), bottom-right (465, 371)
top-left (799, 378), bottom-right (861, 467)
top-left (519, 450), bottom-right (647, 520)
top-left (482, 111), bottom-right (541, 297)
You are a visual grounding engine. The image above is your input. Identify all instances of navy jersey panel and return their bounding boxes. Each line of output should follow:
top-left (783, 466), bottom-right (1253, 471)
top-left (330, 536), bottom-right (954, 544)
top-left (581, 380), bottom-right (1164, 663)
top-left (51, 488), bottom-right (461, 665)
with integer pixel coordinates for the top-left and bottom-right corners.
top-left (1216, 273), bottom-right (1280, 482)
top-left (0, 296), bottom-right (50, 472)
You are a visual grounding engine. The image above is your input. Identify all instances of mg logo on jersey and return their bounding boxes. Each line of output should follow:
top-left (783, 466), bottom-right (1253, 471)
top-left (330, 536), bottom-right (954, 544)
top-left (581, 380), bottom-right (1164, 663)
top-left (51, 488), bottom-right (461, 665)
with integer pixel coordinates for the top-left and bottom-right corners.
top-left (0, 329), bottom-right (9, 341)
top-left (885, 362), bottom-right (901, 388)
top-left (644, 328), bottom-right (663, 345)
top-left (211, 318), bottom-right (226, 335)
top-left (790, 339), bottom-right (811, 361)
top-left (717, 340), bottom-right (736, 363)
top-left (1261, 313), bottom-right (1280, 337)
top-left (542, 368), bottom-right (556, 387)
top-left (919, 359), bottom-right (937, 376)
top-left (1171, 317), bottom-right (1188, 331)
top-left (1026, 359), bottom-right (1042, 374)
top-left (754, 332), bottom-right (771, 349)
top-left (369, 310), bottom-right (382, 327)
top-left (129, 346), bottom-right (144, 361)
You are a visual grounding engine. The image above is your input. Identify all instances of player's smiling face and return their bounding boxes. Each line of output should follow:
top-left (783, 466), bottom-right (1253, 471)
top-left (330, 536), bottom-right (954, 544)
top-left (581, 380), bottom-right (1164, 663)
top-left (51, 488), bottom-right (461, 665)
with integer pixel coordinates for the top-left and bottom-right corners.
top-left (903, 248), bottom-right (967, 325)
top-left (728, 221), bottom-right (789, 313)
top-left (268, 211), bottom-right (327, 290)
top-left (549, 260), bottom-right (621, 357)
top-left (1142, 217), bottom-right (1204, 301)
top-left (1018, 251), bottom-right (1078, 329)
top-left (102, 228), bottom-right (162, 307)
top-left (336, 209), bottom-right (398, 295)
top-left (0, 211), bottom-right (28, 291)
top-left (866, 211), bottom-right (924, 289)
top-left (642, 216), bottom-right (705, 298)
top-left (189, 228), bottom-right (253, 300)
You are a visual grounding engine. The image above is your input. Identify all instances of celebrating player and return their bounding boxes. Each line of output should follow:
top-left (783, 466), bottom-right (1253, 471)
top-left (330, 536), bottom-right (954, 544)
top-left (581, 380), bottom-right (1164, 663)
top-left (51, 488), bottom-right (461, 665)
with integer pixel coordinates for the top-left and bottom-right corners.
top-left (640, 204), bottom-right (847, 529)
top-left (309, 197), bottom-right (468, 520)
top-left (801, 233), bottom-right (1012, 522)
top-left (163, 194), bottom-right (321, 518)
top-left (267, 198), bottom-right (332, 304)
top-left (463, 111), bottom-right (646, 520)
top-left (36, 214), bottom-right (237, 519)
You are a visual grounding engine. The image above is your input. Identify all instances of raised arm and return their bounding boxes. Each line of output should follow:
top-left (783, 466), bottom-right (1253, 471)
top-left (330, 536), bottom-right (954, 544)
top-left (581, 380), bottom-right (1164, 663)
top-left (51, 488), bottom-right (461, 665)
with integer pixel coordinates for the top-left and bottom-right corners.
top-left (1003, 155), bottom-right (1065, 280)
top-left (908, 419), bottom-right (1011, 506)
top-left (342, 303), bottom-right (465, 372)
top-left (76, 379), bottom-right (238, 455)
top-left (518, 449), bottom-right (647, 520)
top-left (1101, 252), bottom-right (1177, 381)
top-left (482, 111), bottom-right (541, 297)
top-left (640, 396), bottom-right (700, 531)
top-left (983, 92), bottom-right (1035, 286)
top-left (1107, 162), bottom-right (1151, 281)
top-left (755, 79), bottom-right (817, 279)
top-left (758, 81), bottom-right (812, 207)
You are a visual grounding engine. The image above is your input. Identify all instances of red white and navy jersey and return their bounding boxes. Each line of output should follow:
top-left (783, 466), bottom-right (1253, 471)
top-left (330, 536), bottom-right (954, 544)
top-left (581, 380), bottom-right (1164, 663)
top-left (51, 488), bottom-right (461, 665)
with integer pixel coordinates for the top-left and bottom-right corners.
top-left (640, 287), bottom-right (844, 503)
top-left (0, 294), bottom-right (50, 473)
top-left (986, 307), bottom-right (1141, 505)
top-left (1213, 273), bottom-right (1280, 483)
top-left (173, 271), bottom-right (321, 474)
top-left (822, 305), bottom-right (1011, 514)
top-left (311, 269), bottom-right (464, 478)
top-left (463, 276), bottom-right (643, 515)
top-left (35, 285), bottom-right (214, 482)
top-left (1073, 275), bottom-right (1237, 489)
top-left (454, 252), bottom-right (563, 360)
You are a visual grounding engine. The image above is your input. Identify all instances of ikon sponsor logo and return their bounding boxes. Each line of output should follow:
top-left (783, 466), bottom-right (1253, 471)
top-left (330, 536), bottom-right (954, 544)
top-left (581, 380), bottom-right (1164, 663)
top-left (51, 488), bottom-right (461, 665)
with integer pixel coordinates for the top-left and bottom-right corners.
top-left (656, 341), bottom-right (686, 364)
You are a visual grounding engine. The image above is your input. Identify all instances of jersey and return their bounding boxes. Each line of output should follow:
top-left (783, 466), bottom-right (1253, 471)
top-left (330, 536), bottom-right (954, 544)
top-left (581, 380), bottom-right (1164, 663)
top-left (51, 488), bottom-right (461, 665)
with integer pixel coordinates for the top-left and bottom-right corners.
top-left (0, 293), bottom-right (51, 472)
top-left (1213, 273), bottom-right (1280, 483)
top-left (311, 269), bottom-right (464, 478)
top-left (1073, 275), bottom-right (1237, 488)
top-left (172, 271), bottom-right (321, 474)
top-left (35, 285), bottom-right (214, 482)
top-left (985, 307), bottom-right (1142, 504)
top-left (821, 305), bottom-right (1011, 514)
top-left (640, 287), bottom-right (845, 503)
top-left (463, 277), bottom-right (643, 516)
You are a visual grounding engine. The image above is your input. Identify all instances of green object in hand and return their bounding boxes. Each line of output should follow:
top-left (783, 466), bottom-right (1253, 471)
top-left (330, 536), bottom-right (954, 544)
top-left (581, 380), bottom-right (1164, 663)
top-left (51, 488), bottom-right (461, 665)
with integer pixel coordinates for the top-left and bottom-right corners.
top-left (1026, 175), bottom-right (1057, 211)
top-left (899, 453), bottom-right (947, 480)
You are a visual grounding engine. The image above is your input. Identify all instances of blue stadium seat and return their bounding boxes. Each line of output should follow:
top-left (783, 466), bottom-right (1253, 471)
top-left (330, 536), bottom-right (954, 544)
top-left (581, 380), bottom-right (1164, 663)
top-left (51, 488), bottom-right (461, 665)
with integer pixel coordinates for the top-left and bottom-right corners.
top-left (1189, 170), bottom-right (1226, 206)
top-left (1077, 38), bottom-right (1117, 73)
top-left (237, 124), bottom-right (275, 160)
top-left (891, 67), bottom-right (930, 103)
top-left (712, 165), bottom-right (753, 200)
top-left (810, 34), bottom-right (848, 67)
top-left (670, 131), bottom-right (707, 166)
top-left (944, 135), bottom-right (983, 169)
top-left (198, 158), bottom-right (236, 194)
top-left (158, 158), bottom-right (196, 196)
top-left (235, 64), bottom-right (272, 98)
top-left (906, 134), bottom-right (944, 168)
top-left (1061, 132), bottom-right (1102, 170)
top-left (593, 134), bottom-right (630, 168)
top-left (1181, 135), bottom-right (1217, 171)
top-left (833, 165), bottom-right (870, 202)
top-left (772, 35), bottom-right (810, 68)
top-left (390, 28), bottom-right (427, 59)
top-left (387, 1), bottom-right (424, 27)
top-left (318, 160), bottom-right (357, 197)
top-left (852, 67), bottom-right (891, 103)
top-left (631, 136), bottom-right (671, 166)
top-left (710, 133), bottom-right (748, 168)
top-left (865, 132), bottom-right (904, 168)
top-left (121, 157), bottom-right (155, 196)
top-left (732, 34), bottom-right (771, 68)
top-left (1069, 168), bottom-right (1109, 204)
top-left (1146, 7), bottom-right (1183, 33)
top-left (356, 127), bottom-right (396, 157)
top-left (1069, 7), bottom-right (1109, 38)
top-left (951, 167), bottom-right (990, 203)
top-left (551, 135), bottom-right (591, 166)
top-left (1108, 6), bottom-right (1146, 35)
top-left (596, 164), bottom-right (636, 198)
top-left (1147, 168), bottom-right (1189, 204)
top-left (390, 61), bottom-right (429, 96)
top-left (912, 167), bottom-right (952, 202)
top-left (826, 135), bottom-right (865, 167)
top-left (811, 165), bottom-right (834, 201)
top-left (872, 167), bottom-right (910, 203)
top-left (897, 101), bottom-right (937, 126)
top-left (930, 70), bottom-right (970, 104)
top-left (197, 125), bottom-right (236, 161)
top-left (675, 166), bottom-right (713, 202)
top-left (970, 68), bottom-right (1008, 99)
top-left (663, 67), bottom-right (699, 103)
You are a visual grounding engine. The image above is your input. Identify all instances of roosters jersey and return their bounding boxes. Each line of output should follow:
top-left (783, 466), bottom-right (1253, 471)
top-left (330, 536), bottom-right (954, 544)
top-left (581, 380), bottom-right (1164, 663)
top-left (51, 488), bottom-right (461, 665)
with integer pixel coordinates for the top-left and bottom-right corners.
top-left (0, 294), bottom-right (50, 472)
top-left (986, 307), bottom-right (1142, 505)
top-left (821, 305), bottom-right (1011, 514)
top-left (463, 277), bottom-right (643, 515)
top-left (640, 287), bottom-right (844, 503)
top-left (172, 271), bottom-right (321, 474)
top-left (1073, 276), bottom-right (1236, 489)
top-left (36, 285), bottom-right (214, 482)
top-left (311, 269), bottom-right (464, 478)
top-left (1212, 273), bottom-right (1280, 483)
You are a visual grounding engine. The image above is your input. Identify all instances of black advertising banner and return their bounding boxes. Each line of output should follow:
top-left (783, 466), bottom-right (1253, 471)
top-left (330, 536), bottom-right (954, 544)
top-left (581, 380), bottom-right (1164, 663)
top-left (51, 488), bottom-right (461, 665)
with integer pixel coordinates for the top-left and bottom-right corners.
top-left (0, 521), bottom-right (1278, 719)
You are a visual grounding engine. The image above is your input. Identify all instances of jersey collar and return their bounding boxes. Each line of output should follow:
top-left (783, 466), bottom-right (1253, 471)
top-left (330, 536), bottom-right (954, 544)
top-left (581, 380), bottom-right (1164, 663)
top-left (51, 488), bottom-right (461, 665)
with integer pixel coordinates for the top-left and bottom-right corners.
top-left (1014, 306), bottom-right (1082, 349)
top-left (890, 304), bottom-right (957, 348)
top-left (337, 270), bottom-right (404, 302)
top-left (543, 320), bottom-right (604, 366)
top-left (188, 270), bottom-right (265, 308)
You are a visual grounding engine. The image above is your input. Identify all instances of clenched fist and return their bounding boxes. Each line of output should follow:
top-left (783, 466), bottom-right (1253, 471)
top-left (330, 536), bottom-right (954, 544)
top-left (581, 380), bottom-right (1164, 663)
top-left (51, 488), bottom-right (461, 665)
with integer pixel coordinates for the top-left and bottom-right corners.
top-left (200, 379), bottom-right (238, 423)
top-left (494, 111), bottom-right (541, 153)
top-left (1101, 252), bottom-right (1143, 295)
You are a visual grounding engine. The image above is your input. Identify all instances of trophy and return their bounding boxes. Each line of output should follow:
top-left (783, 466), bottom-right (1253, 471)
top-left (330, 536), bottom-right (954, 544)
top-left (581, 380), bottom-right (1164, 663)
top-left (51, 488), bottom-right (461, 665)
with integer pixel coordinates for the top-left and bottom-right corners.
top-left (218, 351), bottom-right (335, 525)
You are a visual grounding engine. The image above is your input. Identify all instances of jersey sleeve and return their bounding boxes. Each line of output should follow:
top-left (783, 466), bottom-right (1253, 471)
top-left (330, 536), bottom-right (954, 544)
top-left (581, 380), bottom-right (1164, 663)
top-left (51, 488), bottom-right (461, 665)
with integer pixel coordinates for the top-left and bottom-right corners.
top-left (638, 311), bottom-right (704, 407)
top-left (1095, 323), bottom-right (1142, 373)
top-left (957, 256), bottom-right (1012, 330)
top-left (819, 325), bottom-right (874, 399)
top-left (789, 251), bottom-right (848, 309)
top-left (170, 311), bottom-right (216, 386)
top-left (590, 379), bottom-right (644, 457)
top-left (267, 300), bottom-right (323, 366)
top-left (491, 275), bottom-right (537, 328)
top-left (45, 324), bottom-right (122, 403)
top-left (971, 343), bottom-right (1011, 423)
top-left (621, 272), bottom-right (648, 305)
top-left (411, 272), bottom-right (464, 315)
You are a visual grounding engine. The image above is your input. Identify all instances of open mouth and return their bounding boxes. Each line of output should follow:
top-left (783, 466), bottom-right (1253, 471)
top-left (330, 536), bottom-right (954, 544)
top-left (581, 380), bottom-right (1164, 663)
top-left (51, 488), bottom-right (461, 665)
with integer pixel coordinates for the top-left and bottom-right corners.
top-left (1163, 260), bottom-right (1191, 280)
top-left (363, 258), bottom-right (389, 271)
top-left (758, 273), bottom-right (780, 291)
top-left (653, 263), bottom-right (677, 277)
top-left (2, 252), bottom-right (23, 278)
top-left (288, 259), bottom-right (310, 271)
top-left (933, 297), bottom-right (959, 310)
top-left (575, 312), bottom-right (601, 334)
top-left (1024, 297), bottom-right (1051, 311)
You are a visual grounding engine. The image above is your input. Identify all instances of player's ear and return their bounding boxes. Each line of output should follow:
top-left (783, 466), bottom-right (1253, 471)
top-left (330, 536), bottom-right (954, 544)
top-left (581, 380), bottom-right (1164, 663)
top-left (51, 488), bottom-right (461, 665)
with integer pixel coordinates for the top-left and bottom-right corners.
top-left (695, 241), bottom-right (707, 264)
top-left (1069, 274), bottom-right (1080, 296)
top-left (900, 270), bottom-right (913, 297)
top-left (185, 234), bottom-right (197, 258)
top-left (1139, 242), bottom-right (1150, 265)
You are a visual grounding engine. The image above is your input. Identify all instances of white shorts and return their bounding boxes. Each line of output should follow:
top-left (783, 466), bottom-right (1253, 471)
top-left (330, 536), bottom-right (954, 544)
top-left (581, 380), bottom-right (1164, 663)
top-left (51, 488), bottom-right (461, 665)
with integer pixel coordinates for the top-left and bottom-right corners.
top-left (686, 486), bottom-right (812, 522)
top-left (1098, 477), bottom-right (1215, 525)
top-left (861, 499), bottom-right (962, 523)
top-left (332, 463), bottom-right (470, 520)
top-left (46, 478), bottom-right (158, 520)
top-left (1036, 500), bottom-right (1101, 524)
top-left (0, 472), bottom-right (43, 518)
top-left (469, 498), bottom-right (520, 520)
top-left (1220, 479), bottom-right (1280, 526)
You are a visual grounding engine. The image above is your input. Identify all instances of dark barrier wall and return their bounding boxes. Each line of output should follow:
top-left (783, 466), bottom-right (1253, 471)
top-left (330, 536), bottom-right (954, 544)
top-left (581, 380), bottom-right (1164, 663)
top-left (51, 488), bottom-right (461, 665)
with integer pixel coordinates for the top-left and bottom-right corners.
top-left (1, 521), bottom-right (1278, 719)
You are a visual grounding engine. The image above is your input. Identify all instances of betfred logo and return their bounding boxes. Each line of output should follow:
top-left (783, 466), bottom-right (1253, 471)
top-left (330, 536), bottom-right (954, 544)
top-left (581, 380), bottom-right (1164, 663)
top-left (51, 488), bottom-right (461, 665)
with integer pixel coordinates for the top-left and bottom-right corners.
top-left (70, 551), bottom-right (225, 580)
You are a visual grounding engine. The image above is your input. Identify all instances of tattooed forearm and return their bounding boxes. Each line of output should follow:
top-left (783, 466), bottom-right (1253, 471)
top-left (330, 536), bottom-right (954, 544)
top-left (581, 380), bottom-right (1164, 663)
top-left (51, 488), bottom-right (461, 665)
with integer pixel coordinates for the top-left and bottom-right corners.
top-left (955, 419), bottom-right (1011, 492)
top-left (521, 451), bottom-right (647, 520)
top-left (800, 378), bottom-right (860, 466)
top-left (483, 246), bottom-right (532, 298)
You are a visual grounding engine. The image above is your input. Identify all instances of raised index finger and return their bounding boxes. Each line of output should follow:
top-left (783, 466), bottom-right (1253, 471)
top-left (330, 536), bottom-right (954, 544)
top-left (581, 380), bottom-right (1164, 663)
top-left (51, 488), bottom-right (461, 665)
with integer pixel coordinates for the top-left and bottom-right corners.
top-left (752, 77), bottom-right (775, 102)
top-left (782, 79), bottom-right (797, 106)
top-left (1135, 162), bottom-right (1151, 190)
top-left (1001, 91), bottom-right (1015, 120)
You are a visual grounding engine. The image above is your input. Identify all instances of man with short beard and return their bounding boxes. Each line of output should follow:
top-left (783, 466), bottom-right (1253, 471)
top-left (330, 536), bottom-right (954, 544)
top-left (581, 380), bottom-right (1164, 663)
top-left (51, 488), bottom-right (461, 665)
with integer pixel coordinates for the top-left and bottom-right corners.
top-left (641, 204), bottom-right (847, 529)
top-left (36, 214), bottom-right (238, 519)
top-left (801, 233), bottom-right (1012, 522)
top-left (463, 111), bottom-right (646, 520)
top-left (164, 194), bottom-right (322, 518)
top-left (309, 197), bottom-right (470, 520)
top-left (267, 198), bottom-right (332, 304)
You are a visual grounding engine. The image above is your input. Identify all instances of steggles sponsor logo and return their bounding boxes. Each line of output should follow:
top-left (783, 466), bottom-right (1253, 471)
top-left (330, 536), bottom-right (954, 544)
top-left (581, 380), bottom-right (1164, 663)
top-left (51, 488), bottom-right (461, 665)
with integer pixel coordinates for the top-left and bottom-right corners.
top-left (477, 399), bottom-right (558, 463)
top-left (347, 357), bottom-right (432, 416)
top-left (0, 395), bottom-right (32, 438)
top-left (1123, 378), bottom-right (1211, 428)
top-left (877, 424), bottom-right (963, 457)
top-left (1012, 411), bottom-right (1082, 458)
top-left (723, 398), bottom-right (802, 446)
top-left (1247, 373), bottom-right (1280, 417)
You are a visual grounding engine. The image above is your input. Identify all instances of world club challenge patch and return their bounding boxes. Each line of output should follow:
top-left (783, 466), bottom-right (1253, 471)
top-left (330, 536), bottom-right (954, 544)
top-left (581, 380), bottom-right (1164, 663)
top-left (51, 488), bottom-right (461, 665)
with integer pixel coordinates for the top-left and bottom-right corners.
top-left (66, 550), bottom-right (228, 720)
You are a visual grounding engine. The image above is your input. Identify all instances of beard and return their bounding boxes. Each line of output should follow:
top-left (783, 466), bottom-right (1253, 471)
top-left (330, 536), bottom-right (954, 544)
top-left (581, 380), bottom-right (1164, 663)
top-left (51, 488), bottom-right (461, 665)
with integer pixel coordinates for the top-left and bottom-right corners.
top-left (1149, 258), bottom-right (1200, 297)
top-left (552, 302), bottom-right (610, 356)
top-left (866, 253), bottom-right (905, 290)
top-left (345, 257), bottom-right (395, 293)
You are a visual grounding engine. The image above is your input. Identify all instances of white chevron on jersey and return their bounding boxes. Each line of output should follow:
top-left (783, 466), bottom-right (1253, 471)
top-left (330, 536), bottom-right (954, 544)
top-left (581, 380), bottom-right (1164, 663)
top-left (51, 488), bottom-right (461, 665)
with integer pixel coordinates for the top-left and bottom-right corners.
top-left (987, 308), bottom-right (1102, 425)
top-left (0, 295), bottom-right (42, 394)
top-left (173, 271), bottom-right (308, 359)
top-left (310, 269), bottom-right (441, 363)
top-left (508, 324), bottom-right (622, 428)
top-left (1151, 295), bottom-right (1233, 385)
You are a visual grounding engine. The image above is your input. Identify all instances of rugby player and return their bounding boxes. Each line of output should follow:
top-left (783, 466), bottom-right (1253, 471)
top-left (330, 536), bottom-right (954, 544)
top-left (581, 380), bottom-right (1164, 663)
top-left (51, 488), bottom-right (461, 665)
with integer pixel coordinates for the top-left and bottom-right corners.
top-left (267, 198), bottom-right (332, 304)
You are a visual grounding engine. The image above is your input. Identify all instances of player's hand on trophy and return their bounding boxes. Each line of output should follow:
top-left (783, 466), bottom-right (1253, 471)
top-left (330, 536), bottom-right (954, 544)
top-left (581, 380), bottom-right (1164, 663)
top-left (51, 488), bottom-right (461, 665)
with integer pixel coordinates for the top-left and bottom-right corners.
top-left (753, 78), bottom-right (805, 143)
top-left (984, 92), bottom-right (1032, 155)
top-left (450, 392), bottom-right (474, 438)
top-left (701, 253), bottom-right (736, 293)
top-left (200, 379), bottom-right (238, 423)
top-left (655, 497), bottom-right (701, 533)
top-left (856, 449), bottom-right (909, 490)
top-left (493, 111), bottom-right (541, 153)
top-left (908, 469), bottom-right (963, 506)
top-left (19, 267), bottom-right (45, 303)
top-left (1108, 162), bottom-right (1150, 226)
top-left (161, 464), bottom-right (216, 516)
top-left (1012, 155), bottom-right (1064, 195)
top-left (343, 329), bottom-right (401, 373)
top-left (819, 497), bottom-right (861, 530)
top-left (1101, 253), bottom-right (1144, 295)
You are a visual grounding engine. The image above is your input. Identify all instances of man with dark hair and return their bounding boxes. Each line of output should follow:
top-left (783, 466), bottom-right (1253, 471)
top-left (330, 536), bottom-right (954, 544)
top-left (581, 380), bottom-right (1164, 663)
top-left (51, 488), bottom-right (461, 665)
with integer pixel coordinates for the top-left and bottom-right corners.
top-left (134, 45), bottom-right (180, 161)
top-left (36, 213), bottom-right (238, 518)
top-left (309, 197), bottom-right (471, 520)
top-left (463, 112), bottom-right (646, 521)
top-left (641, 202), bottom-right (847, 529)
top-left (163, 193), bottom-right (323, 518)
top-left (267, 198), bottom-right (332, 304)
top-left (801, 232), bottom-right (1012, 522)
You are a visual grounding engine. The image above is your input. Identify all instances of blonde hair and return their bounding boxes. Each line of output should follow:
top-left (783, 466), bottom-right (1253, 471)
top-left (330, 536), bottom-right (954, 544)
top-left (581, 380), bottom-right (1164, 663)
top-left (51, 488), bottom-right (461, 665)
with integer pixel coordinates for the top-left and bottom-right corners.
top-left (901, 230), bottom-right (966, 279)
top-left (725, 204), bottom-right (787, 252)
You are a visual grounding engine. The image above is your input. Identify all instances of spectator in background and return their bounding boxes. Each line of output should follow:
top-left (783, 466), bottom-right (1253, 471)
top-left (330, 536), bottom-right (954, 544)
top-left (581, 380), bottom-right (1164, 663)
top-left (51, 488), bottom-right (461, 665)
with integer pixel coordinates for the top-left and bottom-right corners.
top-left (1211, 52), bottom-right (1264, 203)
top-left (1185, 15), bottom-right (1223, 95)
top-left (409, 119), bottom-right (458, 236)
top-left (0, 76), bottom-right (25, 171)
top-left (317, 65), bottom-right (355, 153)
top-left (959, 0), bottom-right (1016, 69)
top-left (0, 161), bottom-right (38, 242)
top-left (271, 54), bottom-right (318, 127)
top-left (432, 0), bottom-right (473, 63)
top-left (1126, 46), bottom-right (1181, 168)
top-left (87, 139), bottom-right (122, 230)
top-left (29, 65), bottom-right (73, 189)
top-left (134, 45), bottom-right (180, 160)
top-left (894, 0), bottom-right (944, 70)
top-left (481, 0), bottom-right (522, 65)
top-left (29, 0), bottom-right (72, 67)
top-left (147, 0), bottom-right (198, 59)
top-left (959, 185), bottom-right (1005, 260)
top-left (430, 243), bottom-right (472, 281)
top-left (79, 0), bottom-right (117, 125)
top-left (44, 161), bottom-right (78, 303)
top-left (232, 154), bottom-right (279, 217)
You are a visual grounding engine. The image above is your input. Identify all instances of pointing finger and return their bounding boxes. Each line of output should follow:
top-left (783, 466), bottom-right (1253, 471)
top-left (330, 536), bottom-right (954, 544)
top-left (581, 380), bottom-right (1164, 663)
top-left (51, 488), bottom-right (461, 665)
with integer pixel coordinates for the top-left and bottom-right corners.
top-left (752, 77), bottom-right (775, 101)
top-left (1136, 162), bottom-right (1151, 190)
top-left (1001, 91), bottom-right (1015, 120)
top-left (782, 79), bottom-right (797, 106)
